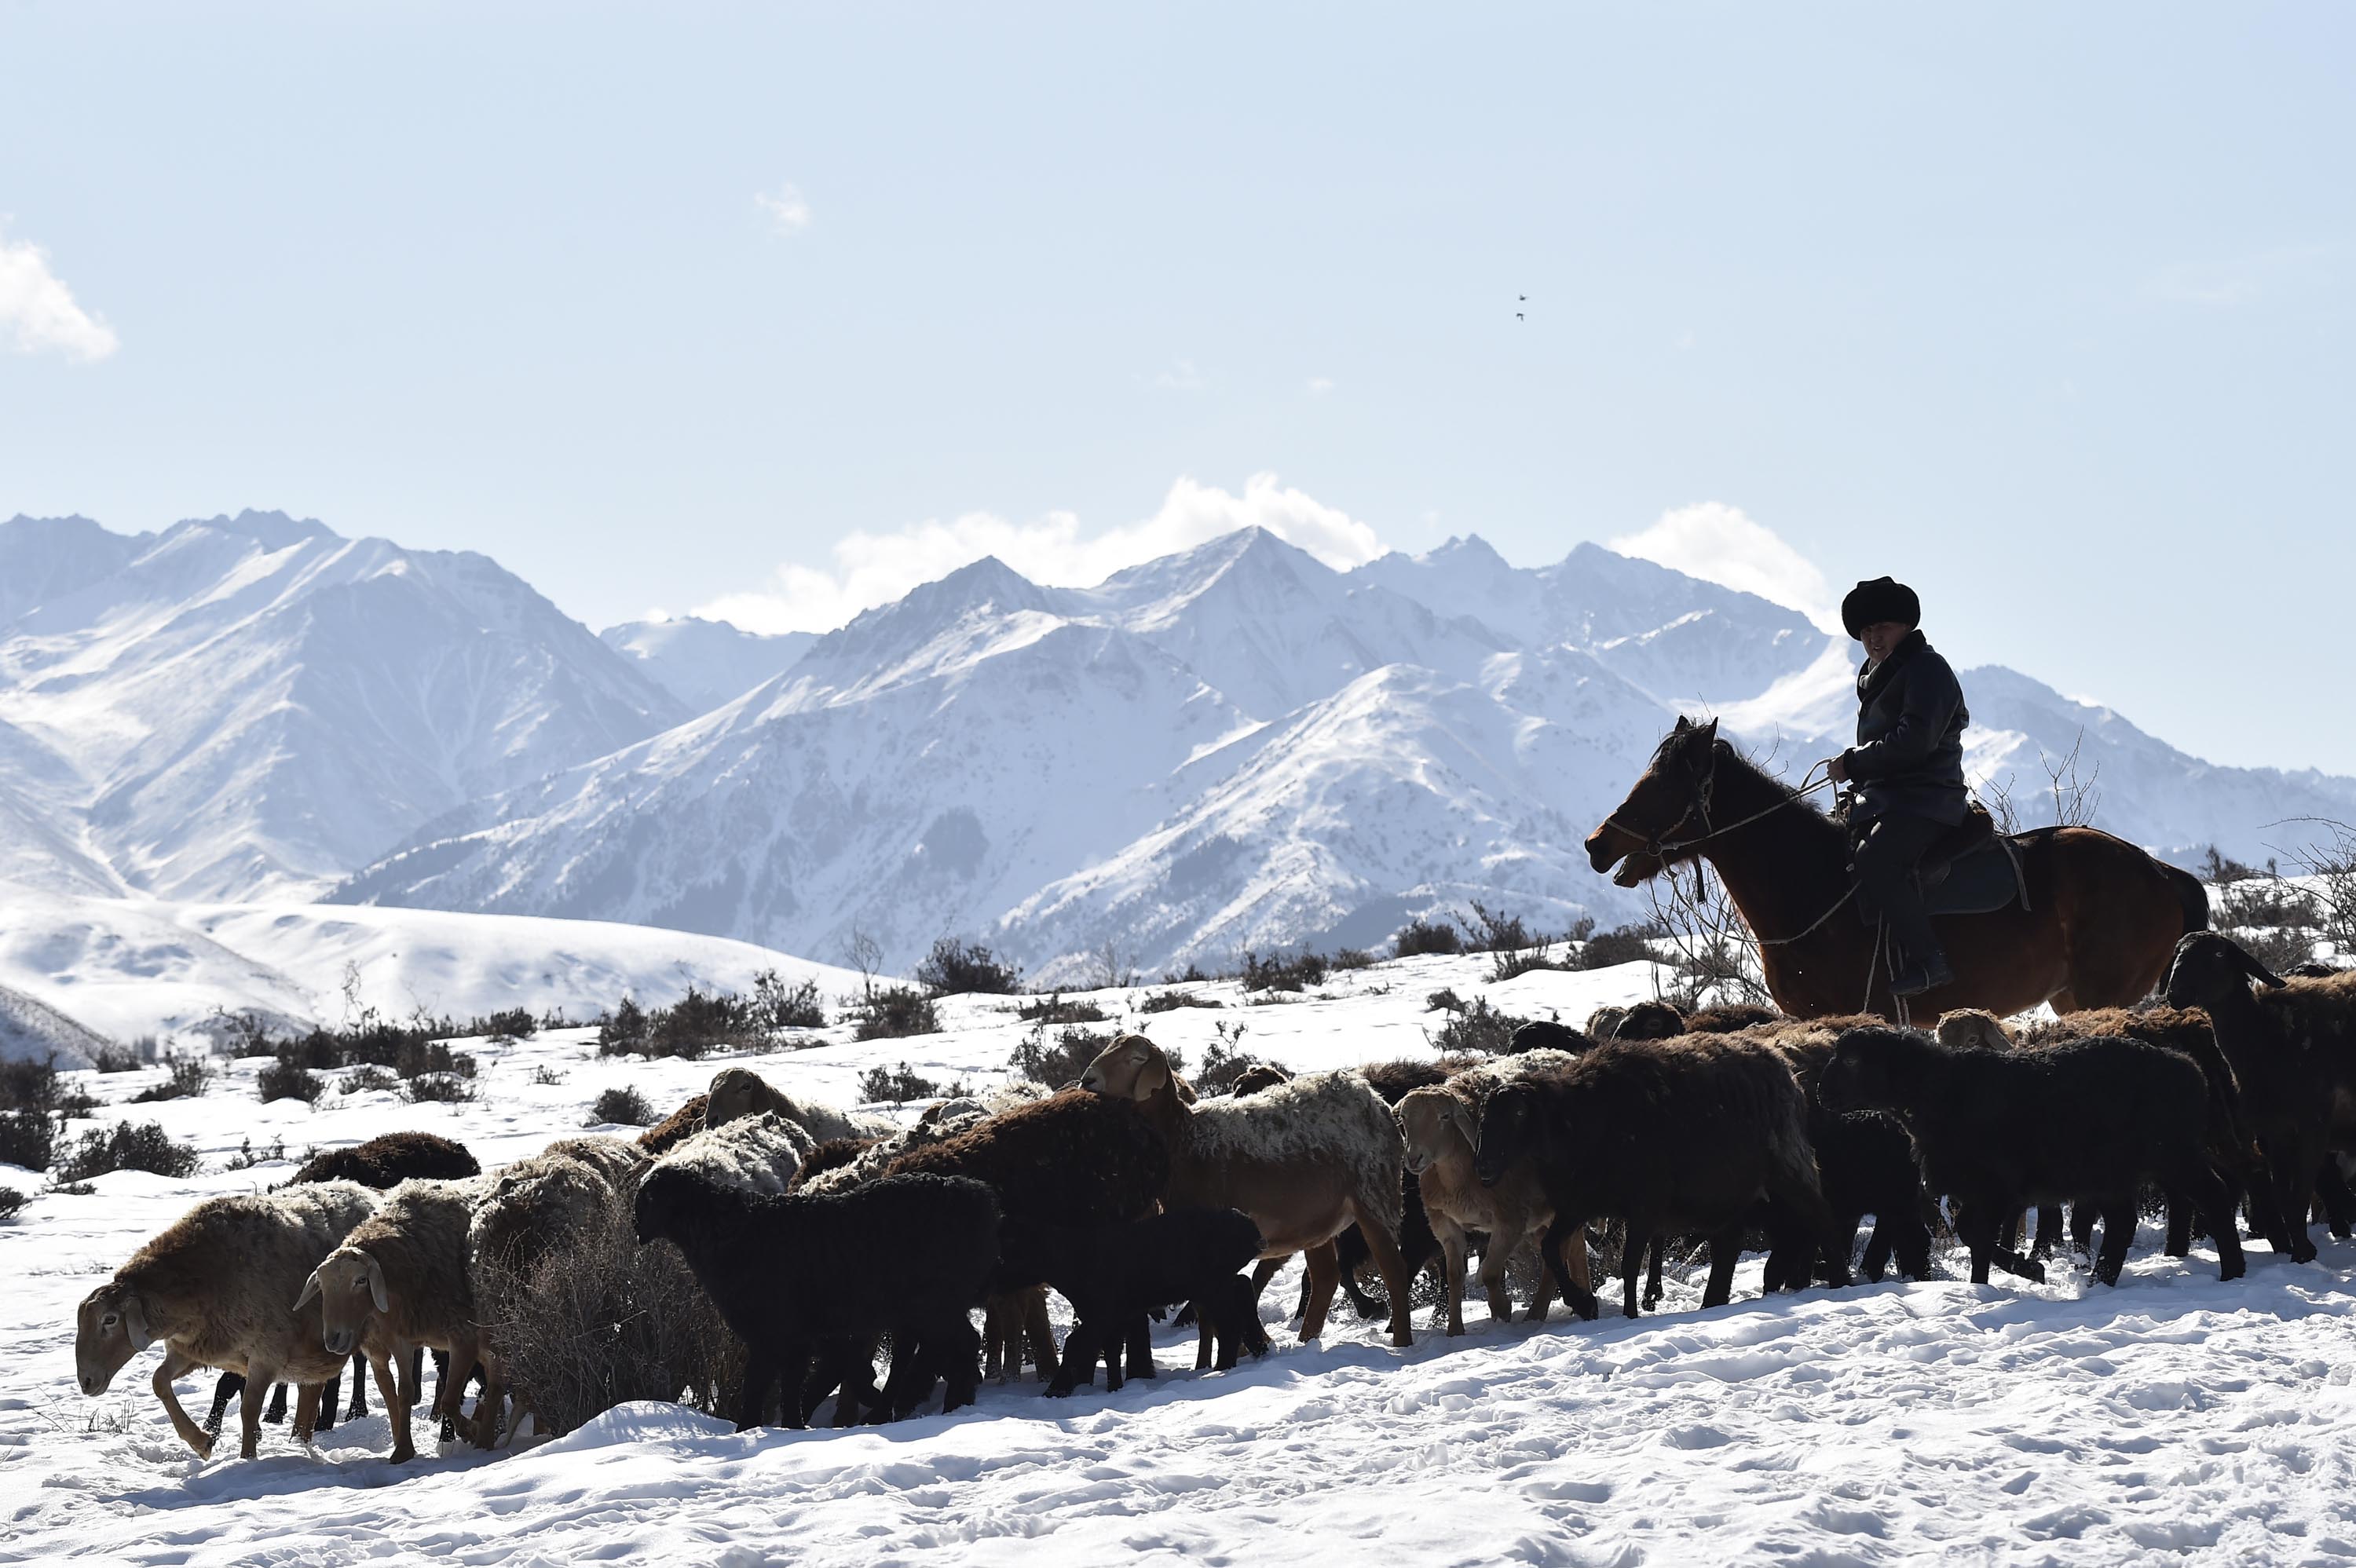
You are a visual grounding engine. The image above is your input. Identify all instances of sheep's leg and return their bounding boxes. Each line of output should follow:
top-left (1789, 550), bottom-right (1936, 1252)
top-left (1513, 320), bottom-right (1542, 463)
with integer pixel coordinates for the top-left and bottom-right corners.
top-left (154, 1348), bottom-right (215, 1460)
top-left (471, 1354), bottom-right (508, 1449)
top-left (1297, 1242), bottom-right (1342, 1343)
top-left (1955, 1205), bottom-right (1999, 1286)
top-left (237, 1357), bottom-right (284, 1460)
top-left (1125, 1314), bottom-right (1155, 1380)
top-left (2274, 1155), bottom-right (2321, 1264)
top-left (2163, 1195), bottom-right (2193, 1257)
top-left (1619, 1227), bottom-right (1648, 1318)
top-left (2093, 1200), bottom-right (2136, 1286)
top-left (264, 1380), bottom-right (291, 1425)
top-left (1248, 1254), bottom-right (1286, 1303)
top-left (368, 1348), bottom-right (414, 1464)
top-left (1700, 1228), bottom-right (1743, 1309)
top-left (343, 1353), bottom-right (366, 1422)
top-left (2186, 1164), bottom-right (2248, 1282)
top-left (1523, 1234), bottom-right (1558, 1325)
top-left (1434, 1218), bottom-right (1471, 1336)
top-left (204, 1372), bottom-right (240, 1439)
top-left (1047, 1325), bottom-right (1095, 1397)
top-left (2319, 1164), bottom-right (2356, 1239)
top-left (1348, 1197), bottom-right (1418, 1349)
top-left (313, 1367), bottom-right (338, 1434)
top-left (736, 1343), bottom-right (778, 1430)
top-left (291, 1383), bottom-right (323, 1444)
top-left (2063, 1203), bottom-right (2091, 1259)
top-left (938, 1320), bottom-right (983, 1415)
top-left (1642, 1237), bottom-right (1666, 1308)
top-left (1019, 1287), bottom-right (1059, 1384)
top-left (981, 1296), bottom-right (1008, 1381)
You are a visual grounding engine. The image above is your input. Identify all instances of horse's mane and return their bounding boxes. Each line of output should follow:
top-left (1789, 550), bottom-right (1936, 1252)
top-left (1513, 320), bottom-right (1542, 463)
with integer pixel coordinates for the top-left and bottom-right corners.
top-left (1678, 729), bottom-right (1847, 853)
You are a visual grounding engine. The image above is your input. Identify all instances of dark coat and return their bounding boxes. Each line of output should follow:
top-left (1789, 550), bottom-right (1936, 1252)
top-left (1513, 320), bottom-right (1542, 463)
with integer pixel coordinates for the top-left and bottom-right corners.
top-left (1843, 630), bottom-right (1968, 824)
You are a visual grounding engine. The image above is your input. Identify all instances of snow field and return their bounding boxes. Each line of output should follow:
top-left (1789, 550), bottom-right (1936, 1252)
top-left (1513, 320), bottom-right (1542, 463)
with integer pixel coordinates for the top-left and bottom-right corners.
top-left (5, 953), bottom-right (2356, 1566)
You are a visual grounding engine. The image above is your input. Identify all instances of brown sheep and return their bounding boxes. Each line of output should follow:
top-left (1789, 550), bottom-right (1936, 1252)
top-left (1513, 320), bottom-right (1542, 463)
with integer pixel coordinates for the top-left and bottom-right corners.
top-left (1933, 1008), bottom-right (2015, 1052)
top-left (296, 1177), bottom-right (488, 1462)
top-left (638, 1093), bottom-right (708, 1154)
top-left (705, 1067), bottom-right (894, 1142)
top-left (1399, 1073), bottom-right (1592, 1332)
top-left (467, 1152), bottom-right (623, 1442)
top-left (1082, 1033), bottom-right (1417, 1347)
top-left (76, 1182), bottom-right (380, 1459)
top-left (284, 1131), bottom-right (481, 1189)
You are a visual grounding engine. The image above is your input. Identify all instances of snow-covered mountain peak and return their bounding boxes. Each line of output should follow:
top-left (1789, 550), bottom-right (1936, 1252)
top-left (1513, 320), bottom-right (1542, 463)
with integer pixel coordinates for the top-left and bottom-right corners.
top-left (167, 508), bottom-right (339, 551)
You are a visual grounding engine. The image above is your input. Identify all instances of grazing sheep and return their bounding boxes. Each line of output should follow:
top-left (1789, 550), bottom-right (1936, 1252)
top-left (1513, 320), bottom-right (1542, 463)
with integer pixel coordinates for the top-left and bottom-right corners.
top-left (1508, 1019), bottom-right (1594, 1055)
top-left (993, 1208), bottom-right (1268, 1394)
top-left (1082, 1034), bottom-right (1417, 1347)
top-left (1584, 1006), bottom-right (1630, 1043)
top-left (294, 1177), bottom-right (490, 1462)
top-left (633, 1167), bottom-right (1001, 1427)
top-left (1303, 1059), bottom-right (1454, 1325)
top-left (1747, 1016), bottom-right (1937, 1285)
top-left (539, 1134), bottom-right (648, 1188)
top-left (467, 1150), bottom-right (625, 1442)
top-left (638, 1093), bottom-right (708, 1155)
top-left (2163, 932), bottom-right (2356, 1263)
top-left (1820, 1024), bottom-right (2246, 1286)
top-left (1226, 1062), bottom-right (1294, 1097)
top-left (211, 1130), bottom-right (483, 1438)
top-left (884, 1088), bottom-right (1173, 1391)
top-left (646, 1112), bottom-right (817, 1197)
top-left (1933, 1009), bottom-right (2015, 1053)
top-left (1399, 1065), bottom-right (1593, 1332)
top-left (285, 1131), bottom-right (481, 1190)
top-left (1611, 1000), bottom-right (1689, 1041)
top-left (76, 1182), bottom-right (380, 1459)
top-left (1472, 1036), bottom-right (1848, 1319)
top-left (705, 1066), bottom-right (895, 1142)
top-left (792, 1135), bottom-right (882, 1189)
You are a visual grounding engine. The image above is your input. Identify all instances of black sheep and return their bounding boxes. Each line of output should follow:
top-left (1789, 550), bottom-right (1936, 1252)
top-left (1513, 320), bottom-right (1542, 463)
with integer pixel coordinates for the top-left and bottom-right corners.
top-left (1820, 1025), bottom-right (2246, 1286)
top-left (1764, 1025), bottom-right (1937, 1287)
top-left (2164, 932), bottom-right (2356, 1265)
top-left (1473, 1036), bottom-right (1849, 1319)
top-left (1507, 1019), bottom-right (1594, 1054)
top-left (635, 1166), bottom-right (1001, 1427)
top-left (994, 1208), bottom-right (1268, 1395)
top-left (208, 1131), bottom-right (485, 1437)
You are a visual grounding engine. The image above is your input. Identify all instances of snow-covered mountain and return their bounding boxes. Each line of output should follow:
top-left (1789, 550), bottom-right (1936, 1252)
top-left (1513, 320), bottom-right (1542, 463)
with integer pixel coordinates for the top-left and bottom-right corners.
top-left (331, 523), bottom-right (2356, 982)
top-left (0, 510), bottom-right (685, 900)
top-left (6, 506), bottom-right (2349, 993)
top-left (600, 616), bottom-right (814, 712)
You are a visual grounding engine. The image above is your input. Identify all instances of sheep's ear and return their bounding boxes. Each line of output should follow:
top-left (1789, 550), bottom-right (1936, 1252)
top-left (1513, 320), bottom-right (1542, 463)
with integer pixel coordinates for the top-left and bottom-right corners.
top-left (123, 1295), bottom-right (152, 1352)
top-left (362, 1255), bottom-right (390, 1314)
top-left (1447, 1098), bottom-right (1480, 1153)
top-left (292, 1271), bottom-right (322, 1315)
top-left (2237, 945), bottom-right (2288, 989)
top-left (1134, 1053), bottom-right (1170, 1102)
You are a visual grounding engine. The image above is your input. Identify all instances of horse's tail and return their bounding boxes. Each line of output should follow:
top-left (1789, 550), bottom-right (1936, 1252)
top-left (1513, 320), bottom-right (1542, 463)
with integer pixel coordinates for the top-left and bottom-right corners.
top-left (2161, 861), bottom-right (2210, 935)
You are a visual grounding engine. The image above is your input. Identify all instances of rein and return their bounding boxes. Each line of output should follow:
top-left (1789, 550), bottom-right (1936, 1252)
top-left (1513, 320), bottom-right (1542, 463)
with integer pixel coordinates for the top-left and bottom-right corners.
top-left (1604, 753), bottom-right (1840, 860)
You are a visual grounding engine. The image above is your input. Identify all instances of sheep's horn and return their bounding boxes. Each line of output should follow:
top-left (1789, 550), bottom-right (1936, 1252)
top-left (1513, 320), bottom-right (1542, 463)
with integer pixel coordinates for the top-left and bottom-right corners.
top-left (292, 1271), bottom-right (321, 1314)
top-left (123, 1296), bottom-right (151, 1352)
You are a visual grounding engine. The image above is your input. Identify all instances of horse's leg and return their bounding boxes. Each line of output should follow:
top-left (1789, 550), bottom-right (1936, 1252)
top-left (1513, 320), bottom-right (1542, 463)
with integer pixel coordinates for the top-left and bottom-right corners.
top-left (1297, 1243), bottom-right (1341, 1342)
top-left (1643, 1237), bottom-right (1666, 1308)
top-left (1621, 1226), bottom-right (1650, 1318)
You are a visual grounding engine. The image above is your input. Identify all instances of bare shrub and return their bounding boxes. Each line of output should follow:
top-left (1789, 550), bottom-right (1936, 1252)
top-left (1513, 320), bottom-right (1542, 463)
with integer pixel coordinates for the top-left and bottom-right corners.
top-left (752, 969), bottom-right (827, 1030)
top-left (1393, 918), bottom-right (1463, 958)
top-left (916, 937), bottom-right (1023, 996)
top-left (590, 1086), bottom-right (655, 1127)
top-left (223, 1136), bottom-right (287, 1171)
top-left (857, 1063), bottom-right (966, 1104)
top-left (852, 986), bottom-right (940, 1042)
top-left (1241, 950), bottom-right (1328, 993)
top-left (1008, 1022), bottom-right (1151, 1087)
top-left (404, 1073), bottom-right (477, 1105)
top-left (1018, 993), bottom-right (1108, 1025)
top-left (0, 1110), bottom-right (53, 1172)
top-left (54, 1122), bottom-right (200, 1182)
top-left (92, 1045), bottom-right (141, 1074)
top-left (131, 1058), bottom-right (210, 1104)
top-left (1429, 996), bottom-right (1527, 1056)
top-left (257, 1051), bottom-right (324, 1105)
top-left (1192, 1025), bottom-right (1282, 1096)
top-left (0, 1057), bottom-right (57, 1113)
top-left (338, 1065), bottom-right (399, 1096)
top-left (0, 1188), bottom-right (24, 1221)
top-left (1138, 991), bottom-right (1221, 1014)
top-left (479, 1193), bottom-right (741, 1435)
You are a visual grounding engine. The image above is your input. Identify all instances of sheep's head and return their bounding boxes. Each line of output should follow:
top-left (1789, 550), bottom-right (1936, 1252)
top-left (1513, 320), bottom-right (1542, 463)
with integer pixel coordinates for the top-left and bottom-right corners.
top-left (294, 1246), bottom-right (388, 1358)
top-left (1613, 1000), bottom-right (1688, 1042)
top-left (1817, 1029), bottom-right (1914, 1113)
top-left (704, 1067), bottom-right (770, 1129)
top-left (1933, 1008), bottom-right (2012, 1053)
top-left (1227, 1063), bottom-right (1291, 1098)
top-left (1398, 1088), bottom-right (1479, 1177)
top-left (1472, 1083), bottom-right (1545, 1187)
top-left (1080, 1034), bottom-right (1172, 1102)
top-left (2163, 931), bottom-right (2285, 1011)
top-left (75, 1281), bottom-right (152, 1396)
top-left (632, 1167), bottom-right (693, 1247)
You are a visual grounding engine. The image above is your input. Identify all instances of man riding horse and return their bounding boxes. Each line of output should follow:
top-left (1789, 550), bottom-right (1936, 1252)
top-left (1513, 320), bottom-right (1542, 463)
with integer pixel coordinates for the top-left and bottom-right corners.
top-left (1824, 576), bottom-right (1968, 999)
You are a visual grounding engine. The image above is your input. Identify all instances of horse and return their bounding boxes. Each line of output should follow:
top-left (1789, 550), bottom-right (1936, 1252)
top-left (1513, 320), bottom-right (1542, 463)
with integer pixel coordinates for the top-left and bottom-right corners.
top-left (1585, 718), bottom-right (2208, 1020)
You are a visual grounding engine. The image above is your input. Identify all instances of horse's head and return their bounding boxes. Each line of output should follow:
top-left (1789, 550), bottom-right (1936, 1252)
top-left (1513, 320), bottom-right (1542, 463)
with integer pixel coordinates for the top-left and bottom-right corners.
top-left (1586, 716), bottom-right (1721, 883)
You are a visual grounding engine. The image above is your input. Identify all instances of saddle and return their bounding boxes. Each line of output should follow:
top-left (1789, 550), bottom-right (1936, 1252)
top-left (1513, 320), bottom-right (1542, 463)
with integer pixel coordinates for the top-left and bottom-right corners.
top-left (1917, 802), bottom-right (1996, 891)
top-left (1841, 796), bottom-right (2029, 919)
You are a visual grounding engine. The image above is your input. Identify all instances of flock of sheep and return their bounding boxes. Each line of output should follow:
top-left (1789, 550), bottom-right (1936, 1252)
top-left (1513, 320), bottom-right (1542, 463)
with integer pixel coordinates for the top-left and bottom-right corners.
top-left (70, 928), bottom-right (2356, 1467)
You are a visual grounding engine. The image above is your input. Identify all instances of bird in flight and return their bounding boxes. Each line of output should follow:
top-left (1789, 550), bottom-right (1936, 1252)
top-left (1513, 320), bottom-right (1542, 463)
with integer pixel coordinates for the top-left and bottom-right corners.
top-left (1516, 313), bottom-right (1525, 321)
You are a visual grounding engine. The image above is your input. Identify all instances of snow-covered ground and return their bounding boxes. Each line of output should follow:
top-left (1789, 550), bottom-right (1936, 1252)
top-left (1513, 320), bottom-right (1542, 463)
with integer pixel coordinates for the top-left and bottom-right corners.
top-left (0, 883), bottom-right (862, 1065)
top-left (6, 952), bottom-right (2356, 1566)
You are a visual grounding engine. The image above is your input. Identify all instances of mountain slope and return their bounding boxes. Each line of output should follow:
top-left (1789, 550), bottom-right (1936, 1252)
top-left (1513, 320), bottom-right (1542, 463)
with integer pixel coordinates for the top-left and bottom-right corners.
top-left (600, 616), bottom-right (814, 711)
top-left (0, 510), bottom-right (686, 898)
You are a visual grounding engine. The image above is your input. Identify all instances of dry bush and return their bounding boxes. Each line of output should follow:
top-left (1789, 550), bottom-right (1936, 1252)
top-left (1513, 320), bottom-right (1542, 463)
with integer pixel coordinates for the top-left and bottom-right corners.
top-left (480, 1189), bottom-right (741, 1435)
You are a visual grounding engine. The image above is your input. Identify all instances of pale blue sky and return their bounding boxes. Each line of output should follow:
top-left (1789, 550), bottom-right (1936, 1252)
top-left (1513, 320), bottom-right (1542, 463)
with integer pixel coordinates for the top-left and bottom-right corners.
top-left (2, 5), bottom-right (2351, 769)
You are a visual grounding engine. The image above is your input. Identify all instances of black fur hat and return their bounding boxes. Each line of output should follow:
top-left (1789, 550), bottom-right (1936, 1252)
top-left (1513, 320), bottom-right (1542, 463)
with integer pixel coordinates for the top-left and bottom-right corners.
top-left (1841, 576), bottom-right (1920, 638)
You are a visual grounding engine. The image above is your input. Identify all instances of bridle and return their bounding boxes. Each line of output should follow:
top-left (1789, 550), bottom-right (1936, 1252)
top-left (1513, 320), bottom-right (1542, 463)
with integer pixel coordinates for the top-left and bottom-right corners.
top-left (1602, 744), bottom-right (1838, 862)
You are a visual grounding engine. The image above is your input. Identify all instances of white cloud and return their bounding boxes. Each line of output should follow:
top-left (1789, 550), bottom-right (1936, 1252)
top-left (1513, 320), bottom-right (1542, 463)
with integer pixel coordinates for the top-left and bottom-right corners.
top-left (697, 473), bottom-right (1388, 635)
top-left (1306, 376), bottom-right (1335, 396)
top-left (755, 182), bottom-right (812, 234)
top-left (0, 224), bottom-right (118, 361)
top-left (1608, 502), bottom-right (1838, 631)
top-left (1153, 358), bottom-right (1205, 391)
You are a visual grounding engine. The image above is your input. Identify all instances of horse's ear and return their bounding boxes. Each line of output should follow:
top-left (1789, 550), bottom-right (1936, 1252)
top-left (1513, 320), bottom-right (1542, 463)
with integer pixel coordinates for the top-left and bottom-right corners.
top-left (1699, 718), bottom-right (1719, 742)
top-left (1673, 715), bottom-right (1691, 735)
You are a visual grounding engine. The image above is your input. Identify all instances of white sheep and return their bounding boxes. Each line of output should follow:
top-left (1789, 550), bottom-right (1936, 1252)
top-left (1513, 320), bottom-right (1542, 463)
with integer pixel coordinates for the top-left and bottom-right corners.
top-left (705, 1066), bottom-right (898, 1142)
top-left (646, 1110), bottom-right (818, 1196)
